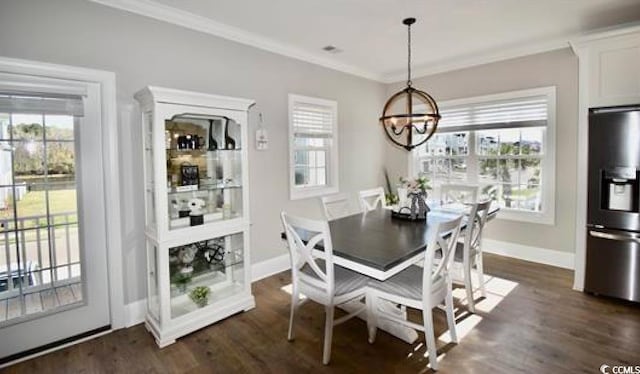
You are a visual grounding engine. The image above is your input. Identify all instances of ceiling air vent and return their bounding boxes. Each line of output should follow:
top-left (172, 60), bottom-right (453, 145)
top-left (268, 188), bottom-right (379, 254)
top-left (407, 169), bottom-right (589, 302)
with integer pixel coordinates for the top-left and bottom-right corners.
top-left (322, 45), bottom-right (342, 54)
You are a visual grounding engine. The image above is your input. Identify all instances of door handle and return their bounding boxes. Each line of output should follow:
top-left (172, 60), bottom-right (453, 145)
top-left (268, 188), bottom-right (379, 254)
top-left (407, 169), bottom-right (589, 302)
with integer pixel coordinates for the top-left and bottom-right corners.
top-left (589, 230), bottom-right (640, 244)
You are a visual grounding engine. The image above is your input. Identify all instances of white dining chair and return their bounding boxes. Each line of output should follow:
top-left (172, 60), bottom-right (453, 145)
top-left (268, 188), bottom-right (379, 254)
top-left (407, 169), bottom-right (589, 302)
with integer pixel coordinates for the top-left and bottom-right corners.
top-left (320, 193), bottom-right (353, 220)
top-left (439, 184), bottom-right (478, 205)
top-left (439, 200), bottom-right (492, 313)
top-left (366, 215), bottom-right (463, 371)
top-left (358, 187), bottom-right (387, 212)
top-left (280, 212), bottom-right (369, 365)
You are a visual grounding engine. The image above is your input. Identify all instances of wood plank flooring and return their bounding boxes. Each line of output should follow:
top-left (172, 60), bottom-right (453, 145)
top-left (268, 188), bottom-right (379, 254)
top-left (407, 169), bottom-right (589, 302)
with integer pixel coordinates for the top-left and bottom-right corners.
top-left (2, 254), bottom-right (639, 373)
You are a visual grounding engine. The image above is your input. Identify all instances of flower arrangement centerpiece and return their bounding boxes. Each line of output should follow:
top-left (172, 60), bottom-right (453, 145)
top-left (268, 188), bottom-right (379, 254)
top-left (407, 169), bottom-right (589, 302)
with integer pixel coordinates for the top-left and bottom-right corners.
top-left (397, 176), bottom-right (431, 219)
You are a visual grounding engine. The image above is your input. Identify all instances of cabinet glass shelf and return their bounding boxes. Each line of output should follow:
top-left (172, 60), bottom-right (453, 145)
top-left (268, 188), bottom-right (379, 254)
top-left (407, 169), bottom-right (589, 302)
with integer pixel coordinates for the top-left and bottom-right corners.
top-left (168, 232), bottom-right (245, 319)
top-left (167, 181), bottom-right (242, 195)
top-left (166, 148), bottom-right (242, 154)
top-left (170, 278), bottom-right (244, 319)
top-left (164, 114), bottom-right (243, 230)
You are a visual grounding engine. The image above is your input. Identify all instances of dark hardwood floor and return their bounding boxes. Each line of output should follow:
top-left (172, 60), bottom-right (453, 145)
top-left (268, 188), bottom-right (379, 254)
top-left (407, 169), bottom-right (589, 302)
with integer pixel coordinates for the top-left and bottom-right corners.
top-left (3, 254), bottom-right (640, 373)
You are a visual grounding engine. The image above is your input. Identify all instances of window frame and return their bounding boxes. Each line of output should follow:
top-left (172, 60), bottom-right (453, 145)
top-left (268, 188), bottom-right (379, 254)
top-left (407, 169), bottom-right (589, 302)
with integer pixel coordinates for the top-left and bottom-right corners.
top-left (410, 86), bottom-right (556, 225)
top-left (288, 94), bottom-right (339, 200)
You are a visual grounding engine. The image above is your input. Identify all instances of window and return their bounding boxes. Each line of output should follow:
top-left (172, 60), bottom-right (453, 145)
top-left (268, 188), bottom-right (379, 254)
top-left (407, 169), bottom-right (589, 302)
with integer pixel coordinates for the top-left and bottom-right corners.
top-left (288, 94), bottom-right (338, 200)
top-left (413, 87), bottom-right (556, 224)
top-left (0, 92), bottom-right (83, 323)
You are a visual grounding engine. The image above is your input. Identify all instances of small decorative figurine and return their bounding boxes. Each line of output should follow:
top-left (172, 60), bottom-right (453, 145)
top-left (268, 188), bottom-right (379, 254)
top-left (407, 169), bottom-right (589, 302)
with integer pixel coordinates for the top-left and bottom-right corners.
top-left (178, 245), bottom-right (198, 274)
top-left (188, 198), bottom-right (206, 226)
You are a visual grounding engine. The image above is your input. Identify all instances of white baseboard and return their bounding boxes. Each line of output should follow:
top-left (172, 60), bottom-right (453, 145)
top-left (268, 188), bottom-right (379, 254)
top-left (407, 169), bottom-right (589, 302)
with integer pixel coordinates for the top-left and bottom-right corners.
top-left (124, 299), bottom-right (147, 328)
top-left (123, 254), bottom-right (292, 327)
top-left (483, 239), bottom-right (575, 270)
top-left (251, 254), bottom-right (291, 282)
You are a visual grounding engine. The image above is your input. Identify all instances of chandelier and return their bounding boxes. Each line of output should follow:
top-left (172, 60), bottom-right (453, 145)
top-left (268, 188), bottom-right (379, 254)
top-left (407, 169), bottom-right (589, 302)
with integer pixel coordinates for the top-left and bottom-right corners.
top-left (380, 18), bottom-right (440, 151)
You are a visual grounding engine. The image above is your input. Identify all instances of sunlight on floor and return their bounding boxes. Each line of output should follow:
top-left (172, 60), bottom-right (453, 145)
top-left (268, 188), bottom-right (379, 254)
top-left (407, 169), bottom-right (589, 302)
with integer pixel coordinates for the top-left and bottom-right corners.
top-left (405, 341), bottom-right (449, 373)
top-left (280, 284), bottom-right (307, 300)
top-left (438, 313), bottom-right (483, 343)
top-left (452, 274), bottom-right (519, 314)
top-left (280, 273), bottom-right (519, 346)
top-left (440, 274), bottom-right (519, 342)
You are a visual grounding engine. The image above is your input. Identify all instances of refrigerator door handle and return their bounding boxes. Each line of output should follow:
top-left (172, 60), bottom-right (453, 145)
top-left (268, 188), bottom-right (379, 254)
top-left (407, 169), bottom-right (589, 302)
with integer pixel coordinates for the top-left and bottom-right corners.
top-left (589, 230), bottom-right (640, 244)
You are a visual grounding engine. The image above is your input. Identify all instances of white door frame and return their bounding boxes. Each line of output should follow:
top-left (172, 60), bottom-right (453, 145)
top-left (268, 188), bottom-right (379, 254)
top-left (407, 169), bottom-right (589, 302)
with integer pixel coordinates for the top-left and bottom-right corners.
top-left (0, 56), bottom-right (125, 328)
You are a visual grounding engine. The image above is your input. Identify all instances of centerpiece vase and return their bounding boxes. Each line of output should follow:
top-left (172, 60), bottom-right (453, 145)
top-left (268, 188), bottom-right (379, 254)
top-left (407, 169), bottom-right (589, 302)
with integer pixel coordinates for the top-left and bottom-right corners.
top-left (408, 191), bottom-right (430, 220)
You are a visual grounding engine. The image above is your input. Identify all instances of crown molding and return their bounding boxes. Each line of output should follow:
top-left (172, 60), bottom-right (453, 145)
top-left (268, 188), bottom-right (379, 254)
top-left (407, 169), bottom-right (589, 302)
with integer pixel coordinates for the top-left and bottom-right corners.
top-left (569, 21), bottom-right (640, 48)
top-left (87, 1), bottom-right (640, 86)
top-left (381, 37), bottom-right (571, 83)
top-left (89, 0), bottom-right (384, 82)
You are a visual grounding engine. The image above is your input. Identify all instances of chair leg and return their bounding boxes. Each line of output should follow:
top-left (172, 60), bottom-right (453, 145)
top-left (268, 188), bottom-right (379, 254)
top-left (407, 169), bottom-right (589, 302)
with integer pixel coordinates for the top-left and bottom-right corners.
top-left (422, 307), bottom-right (439, 371)
top-left (287, 290), bottom-right (298, 341)
top-left (476, 253), bottom-right (487, 297)
top-left (464, 266), bottom-right (476, 313)
top-left (322, 305), bottom-right (335, 365)
top-left (445, 283), bottom-right (459, 344)
top-left (366, 292), bottom-right (378, 344)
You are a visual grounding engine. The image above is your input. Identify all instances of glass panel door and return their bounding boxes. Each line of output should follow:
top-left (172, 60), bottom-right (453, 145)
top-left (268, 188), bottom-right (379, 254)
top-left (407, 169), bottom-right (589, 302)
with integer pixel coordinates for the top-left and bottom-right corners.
top-left (0, 113), bottom-right (81, 325)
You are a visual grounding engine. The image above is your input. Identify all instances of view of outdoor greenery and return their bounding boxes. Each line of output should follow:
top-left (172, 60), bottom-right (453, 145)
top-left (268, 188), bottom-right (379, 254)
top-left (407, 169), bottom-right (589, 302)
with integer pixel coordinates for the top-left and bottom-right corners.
top-left (0, 115), bottom-right (77, 223)
top-left (12, 123), bottom-right (75, 176)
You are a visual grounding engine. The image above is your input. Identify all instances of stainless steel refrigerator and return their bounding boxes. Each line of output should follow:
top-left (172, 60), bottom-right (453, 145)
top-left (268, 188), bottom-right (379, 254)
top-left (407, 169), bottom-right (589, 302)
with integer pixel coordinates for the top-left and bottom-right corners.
top-left (586, 106), bottom-right (640, 303)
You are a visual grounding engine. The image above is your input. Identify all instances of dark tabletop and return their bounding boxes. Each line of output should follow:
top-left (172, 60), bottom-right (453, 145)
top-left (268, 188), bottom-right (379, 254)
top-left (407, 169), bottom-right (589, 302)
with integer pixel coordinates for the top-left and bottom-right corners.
top-left (326, 209), bottom-right (464, 271)
top-left (281, 207), bottom-right (491, 272)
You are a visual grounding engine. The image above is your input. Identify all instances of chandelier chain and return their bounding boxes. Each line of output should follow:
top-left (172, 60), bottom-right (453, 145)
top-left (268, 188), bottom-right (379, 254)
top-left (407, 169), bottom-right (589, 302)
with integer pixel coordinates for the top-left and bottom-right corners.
top-left (407, 21), bottom-right (412, 87)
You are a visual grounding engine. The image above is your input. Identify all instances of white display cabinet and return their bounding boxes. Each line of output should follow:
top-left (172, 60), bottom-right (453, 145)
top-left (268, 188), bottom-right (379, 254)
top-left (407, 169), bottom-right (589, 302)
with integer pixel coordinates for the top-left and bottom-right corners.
top-left (135, 86), bottom-right (255, 347)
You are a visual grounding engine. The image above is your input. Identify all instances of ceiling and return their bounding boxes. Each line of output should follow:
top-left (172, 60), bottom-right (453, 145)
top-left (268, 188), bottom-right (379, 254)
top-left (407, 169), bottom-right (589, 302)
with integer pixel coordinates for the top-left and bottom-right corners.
top-left (95, 0), bottom-right (640, 82)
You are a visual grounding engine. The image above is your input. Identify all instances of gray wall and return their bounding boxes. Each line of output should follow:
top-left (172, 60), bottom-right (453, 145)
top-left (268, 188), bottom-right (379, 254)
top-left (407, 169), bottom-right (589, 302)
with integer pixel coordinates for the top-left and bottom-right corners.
top-left (384, 48), bottom-right (579, 254)
top-left (0, 0), bottom-right (387, 303)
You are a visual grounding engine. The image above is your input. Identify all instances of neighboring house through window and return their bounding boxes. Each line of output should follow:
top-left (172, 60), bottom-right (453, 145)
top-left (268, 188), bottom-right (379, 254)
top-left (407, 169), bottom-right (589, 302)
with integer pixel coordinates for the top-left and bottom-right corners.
top-left (412, 87), bottom-right (556, 224)
top-left (288, 94), bottom-right (338, 200)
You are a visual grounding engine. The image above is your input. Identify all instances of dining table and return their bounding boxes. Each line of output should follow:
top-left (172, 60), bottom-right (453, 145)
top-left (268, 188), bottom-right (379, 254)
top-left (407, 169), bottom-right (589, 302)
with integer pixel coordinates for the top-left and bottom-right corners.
top-left (282, 203), bottom-right (500, 343)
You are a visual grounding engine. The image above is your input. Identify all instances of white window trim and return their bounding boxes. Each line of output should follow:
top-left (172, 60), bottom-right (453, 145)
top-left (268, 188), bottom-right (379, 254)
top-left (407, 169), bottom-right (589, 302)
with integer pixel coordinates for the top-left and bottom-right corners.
top-left (288, 94), bottom-right (339, 200)
top-left (409, 86), bottom-right (556, 225)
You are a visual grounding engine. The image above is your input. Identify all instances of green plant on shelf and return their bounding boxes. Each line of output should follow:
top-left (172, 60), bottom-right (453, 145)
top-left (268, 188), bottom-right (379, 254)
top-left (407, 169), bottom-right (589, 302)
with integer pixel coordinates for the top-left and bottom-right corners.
top-left (171, 272), bottom-right (193, 293)
top-left (189, 286), bottom-right (210, 308)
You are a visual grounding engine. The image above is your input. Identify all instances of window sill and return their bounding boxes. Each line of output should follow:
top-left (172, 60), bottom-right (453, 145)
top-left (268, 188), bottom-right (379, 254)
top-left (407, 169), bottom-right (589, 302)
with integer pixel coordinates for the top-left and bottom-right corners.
top-left (290, 185), bottom-right (338, 201)
top-left (495, 208), bottom-right (555, 225)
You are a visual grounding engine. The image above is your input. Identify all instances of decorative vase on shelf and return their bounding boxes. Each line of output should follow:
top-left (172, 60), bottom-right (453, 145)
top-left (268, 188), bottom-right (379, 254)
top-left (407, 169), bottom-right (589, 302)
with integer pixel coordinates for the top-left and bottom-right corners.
top-left (178, 245), bottom-right (198, 274)
top-left (208, 119), bottom-right (218, 151)
top-left (223, 117), bottom-right (236, 150)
